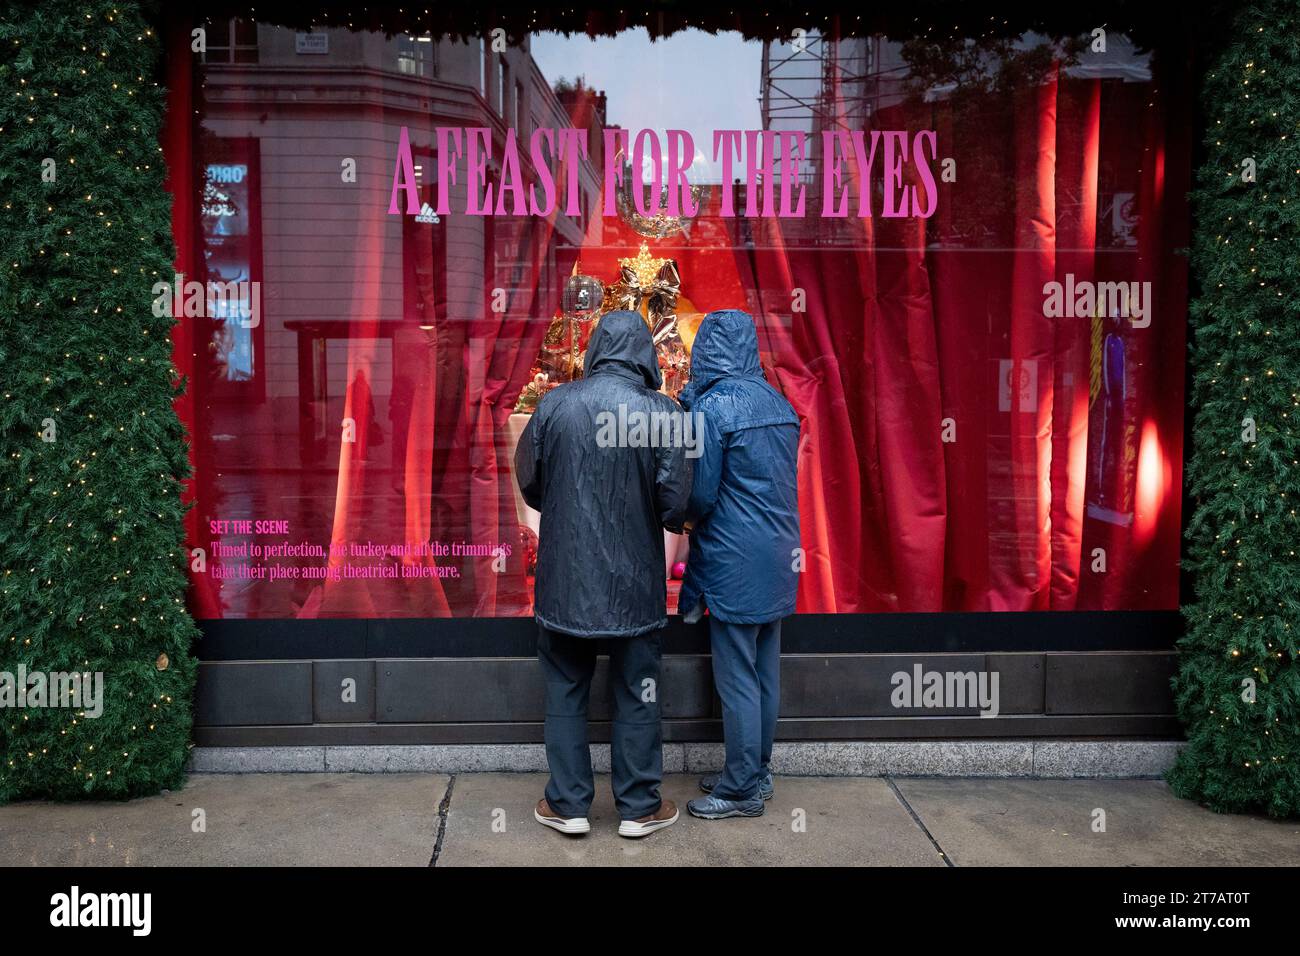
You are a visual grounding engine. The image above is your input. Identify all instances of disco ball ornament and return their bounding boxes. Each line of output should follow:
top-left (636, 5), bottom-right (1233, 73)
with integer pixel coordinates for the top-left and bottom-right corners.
top-left (562, 267), bottom-right (606, 318)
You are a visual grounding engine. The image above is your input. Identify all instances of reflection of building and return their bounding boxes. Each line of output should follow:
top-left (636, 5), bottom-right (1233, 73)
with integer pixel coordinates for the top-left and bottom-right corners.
top-left (200, 19), bottom-right (602, 411)
top-left (553, 81), bottom-right (608, 258)
top-left (193, 19), bottom-right (607, 622)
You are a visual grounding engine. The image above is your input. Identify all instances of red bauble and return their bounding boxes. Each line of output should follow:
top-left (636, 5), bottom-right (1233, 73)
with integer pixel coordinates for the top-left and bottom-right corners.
top-left (519, 525), bottom-right (539, 577)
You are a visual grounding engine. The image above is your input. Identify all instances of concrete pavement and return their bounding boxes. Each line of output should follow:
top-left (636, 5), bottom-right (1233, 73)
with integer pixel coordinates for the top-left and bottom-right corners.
top-left (0, 773), bottom-right (442, 866)
top-left (1, 772), bottom-right (1298, 866)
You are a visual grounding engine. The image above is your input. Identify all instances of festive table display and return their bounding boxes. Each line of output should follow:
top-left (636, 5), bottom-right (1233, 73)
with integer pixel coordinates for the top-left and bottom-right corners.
top-left (516, 156), bottom-right (706, 411)
top-left (514, 244), bottom-right (700, 411)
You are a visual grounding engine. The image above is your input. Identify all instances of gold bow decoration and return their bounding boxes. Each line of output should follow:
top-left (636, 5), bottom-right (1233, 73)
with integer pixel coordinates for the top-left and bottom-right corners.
top-left (604, 242), bottom-right (682, 346)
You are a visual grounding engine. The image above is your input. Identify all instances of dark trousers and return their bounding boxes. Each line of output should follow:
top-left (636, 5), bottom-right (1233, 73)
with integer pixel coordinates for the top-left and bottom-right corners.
top-left (537, 626), bottom-right (664, 821)
top-left (710, 617), bottom-right (782, 801)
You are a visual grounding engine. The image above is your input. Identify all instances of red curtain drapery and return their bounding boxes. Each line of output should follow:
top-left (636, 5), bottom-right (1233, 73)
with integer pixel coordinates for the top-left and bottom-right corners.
top-left (725, 60), bottom-right (1188, 613)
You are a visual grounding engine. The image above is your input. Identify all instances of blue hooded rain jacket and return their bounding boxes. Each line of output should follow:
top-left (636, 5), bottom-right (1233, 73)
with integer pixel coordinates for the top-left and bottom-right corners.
top-left (678, 310), bottom-right (801, 624)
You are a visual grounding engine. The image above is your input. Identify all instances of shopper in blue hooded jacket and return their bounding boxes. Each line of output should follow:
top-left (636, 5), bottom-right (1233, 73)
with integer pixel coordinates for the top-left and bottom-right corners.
top-left (677, 309), bottom-right (801, 820)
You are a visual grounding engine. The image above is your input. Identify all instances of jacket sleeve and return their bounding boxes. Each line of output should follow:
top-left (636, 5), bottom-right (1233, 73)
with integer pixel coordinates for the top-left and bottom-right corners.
top-left (655, 410), bottom-right (692, 534)
top-left (514, 409), bottom-right (544, 512)
top-left (686, 409), bottom-right (724, 527)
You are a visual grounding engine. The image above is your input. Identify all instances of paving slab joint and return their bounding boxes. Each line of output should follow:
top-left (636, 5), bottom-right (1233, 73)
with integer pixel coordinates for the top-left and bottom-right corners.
top-left (429, 775), bottom-right (456, 867)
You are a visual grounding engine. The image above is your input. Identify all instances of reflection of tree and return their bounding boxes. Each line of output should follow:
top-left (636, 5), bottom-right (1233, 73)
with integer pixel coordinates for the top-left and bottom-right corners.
top-left (552, 75), bottom-right (590, 96)
top-left (900, 34), bottom-right (1081, 94)
top-left (899, 34), bottom-right (1085, 247)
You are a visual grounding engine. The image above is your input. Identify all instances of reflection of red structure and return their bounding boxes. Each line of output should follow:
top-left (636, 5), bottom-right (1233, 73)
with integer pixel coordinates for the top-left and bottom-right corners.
top-left (165, 19), bottom-right (1190, 621)
top-left (169, 20), bottom-right (604, 619)
top-left (1134, 421), bottom-right (1171, 550)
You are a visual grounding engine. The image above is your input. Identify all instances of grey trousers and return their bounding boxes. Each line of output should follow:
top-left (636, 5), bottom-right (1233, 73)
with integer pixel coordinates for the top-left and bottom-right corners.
top-left (537, 625), bottom-right (664, 821)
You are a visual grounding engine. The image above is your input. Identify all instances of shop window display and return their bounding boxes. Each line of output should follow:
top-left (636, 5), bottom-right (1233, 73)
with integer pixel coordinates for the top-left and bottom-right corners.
top-left (175, 19), bottom-right (1189, 620)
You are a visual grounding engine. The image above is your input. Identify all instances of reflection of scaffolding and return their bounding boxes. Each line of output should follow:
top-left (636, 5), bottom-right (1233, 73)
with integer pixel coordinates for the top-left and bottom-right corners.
top-left (757, 33), bottom-right (913, 247)
top-left (760, 32), bottom-right (873, 138)
top-left (761, 32), bottom-right (915, 136)
top-left (760, 34), bottom-right (878, 246)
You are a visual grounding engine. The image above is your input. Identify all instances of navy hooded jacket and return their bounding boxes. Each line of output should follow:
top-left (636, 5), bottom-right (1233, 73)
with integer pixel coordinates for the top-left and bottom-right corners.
top-left (678, 310), bottom-right (801, 624)
top-left (515, 311), bottom-right (692, 637)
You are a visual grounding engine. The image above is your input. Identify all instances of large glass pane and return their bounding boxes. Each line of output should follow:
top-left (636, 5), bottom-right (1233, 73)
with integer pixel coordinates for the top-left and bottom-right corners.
top-left (178, 18), bottom-right (1188, 619)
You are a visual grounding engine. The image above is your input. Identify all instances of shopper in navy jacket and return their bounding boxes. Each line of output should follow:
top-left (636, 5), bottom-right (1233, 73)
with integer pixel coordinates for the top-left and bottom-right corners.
top-left (515, 310), bottom-right (690, 839)
top-left (677, 309), bottom-right (801, 819)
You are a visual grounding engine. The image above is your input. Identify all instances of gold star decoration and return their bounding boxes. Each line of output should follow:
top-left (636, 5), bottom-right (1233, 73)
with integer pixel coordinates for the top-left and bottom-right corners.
top-left (619, 242), bottom-right (669, 288)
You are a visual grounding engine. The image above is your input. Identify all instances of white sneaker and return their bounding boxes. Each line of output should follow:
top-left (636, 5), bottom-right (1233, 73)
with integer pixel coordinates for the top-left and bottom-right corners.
top-left (534, 799), bottom-right (591, 834)
top-left (617, 800), bottom-right (679, 838)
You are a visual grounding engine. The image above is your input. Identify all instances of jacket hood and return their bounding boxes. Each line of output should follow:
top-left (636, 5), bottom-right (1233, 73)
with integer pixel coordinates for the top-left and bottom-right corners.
top-left (584, 310), bottom-right (662, 390)
top-left (680, 309), bottom-right (762, 407)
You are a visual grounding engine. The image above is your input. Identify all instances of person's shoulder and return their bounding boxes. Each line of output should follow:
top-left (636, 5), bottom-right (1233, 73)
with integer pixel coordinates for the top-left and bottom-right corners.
top-left (762, 382), bottom-right (800, 423)
top-left (532, 382), bottom-right (574, 420)
top-left (752, 386), bottom-right (799, 428)
top-left (695, 377), bottom-right (747, 410)
top-left (706, 377), bottom-right (798, 428)
top-left (534, 388), bottom-right (557, 414)
top-left (644, 389), bottom-right (682, 413)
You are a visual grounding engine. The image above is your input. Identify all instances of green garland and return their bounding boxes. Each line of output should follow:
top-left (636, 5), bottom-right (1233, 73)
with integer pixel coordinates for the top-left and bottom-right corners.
top-left (0, 0), bottom-right (197, 801)
top-left (1168, 0), bottom-right (1300, 817)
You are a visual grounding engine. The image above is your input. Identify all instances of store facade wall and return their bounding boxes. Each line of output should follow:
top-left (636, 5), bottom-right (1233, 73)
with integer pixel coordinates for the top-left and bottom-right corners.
top-left (167, 11), bottom-right (1193, 747)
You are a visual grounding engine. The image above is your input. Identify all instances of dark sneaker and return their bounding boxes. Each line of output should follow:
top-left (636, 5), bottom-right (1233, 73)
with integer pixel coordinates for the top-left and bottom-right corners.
top-left (618, 799), bottom-right (678, 838)
top-left (699, 771), bottom-right (774, 801)
top-left (534, 798), bottom-right (590, 835)
top-left (687, 794), bottom-right (765, 819)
